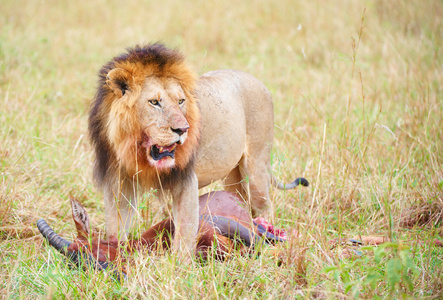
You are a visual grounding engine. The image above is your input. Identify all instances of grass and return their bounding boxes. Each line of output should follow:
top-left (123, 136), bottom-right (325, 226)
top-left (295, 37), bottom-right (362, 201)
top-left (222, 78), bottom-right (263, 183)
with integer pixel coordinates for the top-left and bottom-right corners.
top-left (1, 0), bottom-right (442, 298)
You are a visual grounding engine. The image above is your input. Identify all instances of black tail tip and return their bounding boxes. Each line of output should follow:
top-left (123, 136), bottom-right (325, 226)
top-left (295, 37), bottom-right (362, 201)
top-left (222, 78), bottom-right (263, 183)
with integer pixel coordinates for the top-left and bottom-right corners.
top-left (295, 177), bottom-right (309, 187)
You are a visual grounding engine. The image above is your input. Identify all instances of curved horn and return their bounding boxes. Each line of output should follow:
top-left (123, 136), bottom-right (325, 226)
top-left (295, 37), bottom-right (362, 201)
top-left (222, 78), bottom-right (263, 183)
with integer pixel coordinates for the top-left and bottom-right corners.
top-left (201, 215), bottom-right (264, 248)
top-left (37, 219), bottom-right (126, 281)
top-left (37, 219), bottom-right (72, 254)
top-left (272, 176), bottom-right (309, 190)
top-left (254, 223), bottom-right (286, 243)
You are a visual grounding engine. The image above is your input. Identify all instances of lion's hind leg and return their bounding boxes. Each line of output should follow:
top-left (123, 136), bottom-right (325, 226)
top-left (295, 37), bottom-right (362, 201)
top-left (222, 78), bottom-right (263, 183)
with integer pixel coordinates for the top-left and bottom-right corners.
top-left (244, 159), bottom-right (271, 218)
top-left (223, 155), bottom-right (271, 218)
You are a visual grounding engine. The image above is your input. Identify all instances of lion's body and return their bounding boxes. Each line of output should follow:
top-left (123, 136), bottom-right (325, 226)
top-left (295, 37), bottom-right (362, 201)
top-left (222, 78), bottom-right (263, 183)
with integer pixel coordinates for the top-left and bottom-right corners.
top-left (89, 44), bottom-right (276, 253)
top-left (194, 70), bottom-right (274, 213)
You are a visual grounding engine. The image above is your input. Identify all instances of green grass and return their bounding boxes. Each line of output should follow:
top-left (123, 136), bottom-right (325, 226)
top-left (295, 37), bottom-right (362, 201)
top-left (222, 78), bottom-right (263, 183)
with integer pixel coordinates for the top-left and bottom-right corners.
top-left (1, 0), bottom-right (442, 298)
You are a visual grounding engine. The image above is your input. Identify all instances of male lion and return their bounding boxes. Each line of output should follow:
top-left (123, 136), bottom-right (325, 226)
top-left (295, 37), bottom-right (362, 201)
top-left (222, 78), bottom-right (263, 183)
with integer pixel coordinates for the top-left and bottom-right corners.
top-left (88, 44), bottom-right (307, 254)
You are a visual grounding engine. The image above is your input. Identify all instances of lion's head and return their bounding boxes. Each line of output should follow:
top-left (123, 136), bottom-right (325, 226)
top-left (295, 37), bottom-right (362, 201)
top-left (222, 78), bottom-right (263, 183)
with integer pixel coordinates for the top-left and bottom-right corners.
top-left (89, 44), bottom-right (200, 187)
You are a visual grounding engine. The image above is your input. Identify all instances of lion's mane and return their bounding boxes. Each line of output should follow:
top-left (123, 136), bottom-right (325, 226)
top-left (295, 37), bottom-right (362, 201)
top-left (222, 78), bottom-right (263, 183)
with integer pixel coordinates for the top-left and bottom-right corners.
top-left (88, 44), bottom-right (200, 188)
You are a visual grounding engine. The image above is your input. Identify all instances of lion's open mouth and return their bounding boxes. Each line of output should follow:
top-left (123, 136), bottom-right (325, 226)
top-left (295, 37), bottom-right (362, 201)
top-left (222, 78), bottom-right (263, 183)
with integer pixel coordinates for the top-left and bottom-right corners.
top-left (150, 144), bottom-right (177, 161)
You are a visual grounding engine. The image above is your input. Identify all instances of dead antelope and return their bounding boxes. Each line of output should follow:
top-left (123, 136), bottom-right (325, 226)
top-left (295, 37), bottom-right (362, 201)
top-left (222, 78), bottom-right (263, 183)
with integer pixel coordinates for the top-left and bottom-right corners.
top-left (37, 191), bottom-right (291, 278)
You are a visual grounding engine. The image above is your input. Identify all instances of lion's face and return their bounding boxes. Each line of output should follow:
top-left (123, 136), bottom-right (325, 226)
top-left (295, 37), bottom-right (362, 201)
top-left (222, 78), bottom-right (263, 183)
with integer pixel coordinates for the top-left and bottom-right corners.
top-left (137, 77), bottom-right (190, 170)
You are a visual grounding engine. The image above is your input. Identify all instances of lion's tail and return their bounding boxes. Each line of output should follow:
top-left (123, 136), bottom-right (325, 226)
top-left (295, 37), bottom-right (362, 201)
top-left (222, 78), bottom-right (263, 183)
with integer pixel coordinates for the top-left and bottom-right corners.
top-left (271, 175), bottom-right (309, 190)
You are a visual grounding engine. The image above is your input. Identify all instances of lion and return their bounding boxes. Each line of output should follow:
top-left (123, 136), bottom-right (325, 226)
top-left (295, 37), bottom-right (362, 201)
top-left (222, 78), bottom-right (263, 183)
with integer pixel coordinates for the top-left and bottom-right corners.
top-left (88, 44), bottom-right (308, 254)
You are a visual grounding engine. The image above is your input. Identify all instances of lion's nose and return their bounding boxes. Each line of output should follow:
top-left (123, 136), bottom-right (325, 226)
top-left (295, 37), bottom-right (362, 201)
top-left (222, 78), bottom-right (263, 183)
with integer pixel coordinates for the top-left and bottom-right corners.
top-left (171, 126), bottom-right (189, 136)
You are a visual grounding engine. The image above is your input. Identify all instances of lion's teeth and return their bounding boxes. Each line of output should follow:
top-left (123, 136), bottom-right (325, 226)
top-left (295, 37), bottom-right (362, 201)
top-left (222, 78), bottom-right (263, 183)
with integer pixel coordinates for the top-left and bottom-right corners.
top-left (159, 147), bottom-right (164, 153)
top-left (171, 145), bottom-right (176, 151)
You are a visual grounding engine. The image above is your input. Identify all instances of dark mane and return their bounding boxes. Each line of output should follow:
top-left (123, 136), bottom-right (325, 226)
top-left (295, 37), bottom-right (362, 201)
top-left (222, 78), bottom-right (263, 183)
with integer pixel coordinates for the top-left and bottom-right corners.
top-left (160, 155), bottom-right (196, 191)
top-left (119, 43), bottom-right (185, 68)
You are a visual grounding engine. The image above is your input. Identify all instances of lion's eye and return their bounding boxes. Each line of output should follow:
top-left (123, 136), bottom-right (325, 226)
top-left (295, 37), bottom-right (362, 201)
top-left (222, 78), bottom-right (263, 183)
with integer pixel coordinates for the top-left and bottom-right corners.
top-left (178, 99), bottom-right (185, 105)
top-left (149, 99), bottom-right (160, 106)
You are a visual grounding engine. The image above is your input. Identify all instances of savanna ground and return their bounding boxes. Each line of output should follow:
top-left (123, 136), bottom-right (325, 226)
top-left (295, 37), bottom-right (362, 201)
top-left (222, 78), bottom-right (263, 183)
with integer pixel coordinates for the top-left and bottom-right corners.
top-left (1, 0), bottom-right (442, 298)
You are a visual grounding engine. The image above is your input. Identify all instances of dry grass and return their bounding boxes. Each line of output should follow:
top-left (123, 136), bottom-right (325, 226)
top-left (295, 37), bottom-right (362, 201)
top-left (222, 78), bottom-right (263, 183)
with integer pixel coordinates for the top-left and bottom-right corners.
top-left (1, 0), bottom-right (442, 298)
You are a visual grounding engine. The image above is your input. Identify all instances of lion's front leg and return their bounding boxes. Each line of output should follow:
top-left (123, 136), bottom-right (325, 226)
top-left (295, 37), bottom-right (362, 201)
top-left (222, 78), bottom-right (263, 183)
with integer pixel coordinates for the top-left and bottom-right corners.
top-left (103, 178), bottom-right (137, 240)
top-left (171, 172), bottom-right (199, 257)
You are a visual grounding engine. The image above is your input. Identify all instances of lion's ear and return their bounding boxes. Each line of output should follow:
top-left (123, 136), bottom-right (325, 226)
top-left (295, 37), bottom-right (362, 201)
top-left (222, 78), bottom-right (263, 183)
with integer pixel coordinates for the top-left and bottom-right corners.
top-left (106, 68), bottom-right (132, 98)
